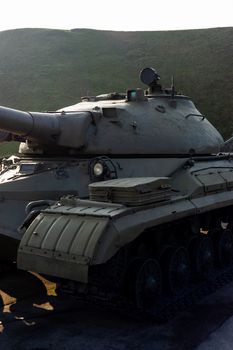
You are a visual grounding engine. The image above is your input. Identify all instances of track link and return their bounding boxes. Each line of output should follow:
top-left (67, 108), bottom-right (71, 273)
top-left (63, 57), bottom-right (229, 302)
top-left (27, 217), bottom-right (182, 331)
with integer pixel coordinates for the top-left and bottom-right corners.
top-left (59, 264), bottom-right (233, 322)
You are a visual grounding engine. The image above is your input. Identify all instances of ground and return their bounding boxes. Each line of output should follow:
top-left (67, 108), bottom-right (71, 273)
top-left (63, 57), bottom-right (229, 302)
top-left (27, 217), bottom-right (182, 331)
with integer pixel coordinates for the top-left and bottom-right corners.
top-left (1, 270), bottom-right (233, 350)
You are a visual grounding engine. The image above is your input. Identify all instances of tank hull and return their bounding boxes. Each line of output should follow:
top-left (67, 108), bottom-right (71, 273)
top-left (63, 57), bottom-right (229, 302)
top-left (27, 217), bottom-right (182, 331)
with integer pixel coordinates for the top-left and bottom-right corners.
top-left (17, 154), bottom-right (233, 284)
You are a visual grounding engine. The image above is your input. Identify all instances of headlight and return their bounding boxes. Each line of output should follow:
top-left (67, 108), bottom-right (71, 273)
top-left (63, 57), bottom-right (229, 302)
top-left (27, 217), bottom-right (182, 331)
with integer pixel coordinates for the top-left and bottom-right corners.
top-left (93, 162), bottom-right (104, 177)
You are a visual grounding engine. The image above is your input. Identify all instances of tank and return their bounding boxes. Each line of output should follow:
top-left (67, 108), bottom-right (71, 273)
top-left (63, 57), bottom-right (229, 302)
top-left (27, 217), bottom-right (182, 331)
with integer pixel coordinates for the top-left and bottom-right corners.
top-left (0, 67), bottom-right (232, 311)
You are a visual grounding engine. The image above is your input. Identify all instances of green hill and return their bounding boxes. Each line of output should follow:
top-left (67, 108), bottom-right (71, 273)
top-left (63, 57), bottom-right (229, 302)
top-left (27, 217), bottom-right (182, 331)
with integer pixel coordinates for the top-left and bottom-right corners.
top-left (0, 26), bottom-right (232, 144)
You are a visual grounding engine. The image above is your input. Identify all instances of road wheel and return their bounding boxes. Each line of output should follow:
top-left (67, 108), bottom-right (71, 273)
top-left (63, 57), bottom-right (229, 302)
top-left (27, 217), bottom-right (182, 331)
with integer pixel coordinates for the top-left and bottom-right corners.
top-left (212, 228), bottom-right (233, 267)
top-left (128, 258), bottom-right (162, 310)
top-left (188, 236), bottom-right (213, 279)
top-left (161, 246), bottom-right (190, 294)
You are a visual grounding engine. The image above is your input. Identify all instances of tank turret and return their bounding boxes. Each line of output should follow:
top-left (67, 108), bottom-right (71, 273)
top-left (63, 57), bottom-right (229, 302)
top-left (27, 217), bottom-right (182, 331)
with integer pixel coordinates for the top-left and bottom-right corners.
top-left (0, 68), bottom-right (224, 156)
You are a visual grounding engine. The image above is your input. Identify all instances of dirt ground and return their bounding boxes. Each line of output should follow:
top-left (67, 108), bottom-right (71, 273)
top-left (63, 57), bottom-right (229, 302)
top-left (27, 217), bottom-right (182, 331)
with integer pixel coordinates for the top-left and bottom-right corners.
top-left (1, 270), bottom-right (233, 350)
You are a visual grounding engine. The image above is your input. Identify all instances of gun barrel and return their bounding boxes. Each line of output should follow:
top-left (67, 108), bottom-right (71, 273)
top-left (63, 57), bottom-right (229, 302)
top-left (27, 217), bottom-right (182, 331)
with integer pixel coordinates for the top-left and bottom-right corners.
top-left (0, 106), bottom-right (92, 149)
top-left (0, 106), bottom-right (33, 136)
top-left (0, 106), bottom-right (60, 143)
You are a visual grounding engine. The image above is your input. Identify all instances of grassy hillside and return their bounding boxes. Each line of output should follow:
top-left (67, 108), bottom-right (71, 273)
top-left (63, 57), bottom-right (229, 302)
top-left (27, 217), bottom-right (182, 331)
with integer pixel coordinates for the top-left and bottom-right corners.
top-left (0, 26), bottom-right (232, 150)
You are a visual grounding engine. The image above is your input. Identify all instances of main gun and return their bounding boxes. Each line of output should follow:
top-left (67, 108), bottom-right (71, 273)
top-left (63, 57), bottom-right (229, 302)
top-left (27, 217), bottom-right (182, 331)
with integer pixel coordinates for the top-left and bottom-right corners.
top-left (0, 106), bottom-right (93, 149)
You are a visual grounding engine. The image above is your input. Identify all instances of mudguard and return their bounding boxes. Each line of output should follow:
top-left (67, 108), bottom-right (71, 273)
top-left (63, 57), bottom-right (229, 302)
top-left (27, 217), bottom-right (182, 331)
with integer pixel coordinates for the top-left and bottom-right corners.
top-left (17, 202), bottom-right (123, 283)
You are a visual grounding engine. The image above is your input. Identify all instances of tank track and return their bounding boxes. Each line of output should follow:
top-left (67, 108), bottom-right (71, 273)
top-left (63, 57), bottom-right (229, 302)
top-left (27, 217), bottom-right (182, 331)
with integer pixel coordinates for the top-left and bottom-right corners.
top-left (58, 264), bottom-right (233, 322)
top-left (150, 266), bottom-right (233, 321)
